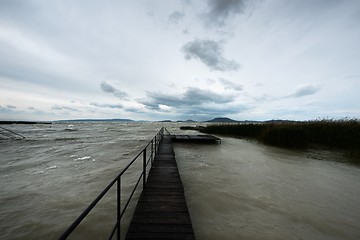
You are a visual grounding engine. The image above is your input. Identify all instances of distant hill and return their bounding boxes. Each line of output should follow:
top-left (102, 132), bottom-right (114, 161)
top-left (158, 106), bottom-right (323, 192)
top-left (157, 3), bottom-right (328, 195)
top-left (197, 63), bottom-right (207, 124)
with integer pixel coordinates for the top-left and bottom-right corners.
top-left (177, 119), bottom-right (197, 122)
top-left (206, 117), bottom-right (238, 123)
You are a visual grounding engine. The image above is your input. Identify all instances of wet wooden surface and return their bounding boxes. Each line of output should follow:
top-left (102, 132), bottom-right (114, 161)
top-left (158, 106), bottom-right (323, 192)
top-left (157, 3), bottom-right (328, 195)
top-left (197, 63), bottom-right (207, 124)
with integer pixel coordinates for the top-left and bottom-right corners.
top-left (171, 134), bottom-right (221, 143)
top-left (126, 136), bottom-right (195, 239)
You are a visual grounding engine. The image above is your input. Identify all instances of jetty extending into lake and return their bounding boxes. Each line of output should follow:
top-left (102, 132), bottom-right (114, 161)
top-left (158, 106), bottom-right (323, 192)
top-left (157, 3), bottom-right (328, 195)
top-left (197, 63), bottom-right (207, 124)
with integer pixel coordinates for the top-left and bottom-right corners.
top-left (126, 134), bottom-right (220, 239)
top-left (126, 135), bottom-right (194, 239)
top-left (59, 128), bottom-right (220, 240)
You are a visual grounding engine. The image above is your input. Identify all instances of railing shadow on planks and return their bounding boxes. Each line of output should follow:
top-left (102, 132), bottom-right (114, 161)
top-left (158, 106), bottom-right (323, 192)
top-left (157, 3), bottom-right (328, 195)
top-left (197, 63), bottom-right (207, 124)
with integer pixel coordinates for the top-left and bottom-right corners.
top-left (58, 127), bottom-right (171, 240)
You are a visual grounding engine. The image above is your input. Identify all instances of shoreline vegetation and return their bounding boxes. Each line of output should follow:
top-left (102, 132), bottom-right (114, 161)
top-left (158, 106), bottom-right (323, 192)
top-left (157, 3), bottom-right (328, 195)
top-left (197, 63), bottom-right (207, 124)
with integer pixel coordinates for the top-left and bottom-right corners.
top-left (196, 119), bottom-right (360, 164)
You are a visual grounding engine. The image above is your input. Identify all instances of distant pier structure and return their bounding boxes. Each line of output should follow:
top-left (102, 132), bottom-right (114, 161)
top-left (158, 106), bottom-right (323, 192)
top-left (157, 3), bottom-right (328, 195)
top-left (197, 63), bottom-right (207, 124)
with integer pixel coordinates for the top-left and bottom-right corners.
top-left (171, 134), bottom-right (221, 144)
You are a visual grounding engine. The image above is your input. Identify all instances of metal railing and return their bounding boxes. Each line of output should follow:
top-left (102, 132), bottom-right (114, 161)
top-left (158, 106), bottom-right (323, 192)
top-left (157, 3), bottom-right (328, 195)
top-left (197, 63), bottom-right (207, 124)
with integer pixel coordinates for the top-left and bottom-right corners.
top-left (0, 126), bottom-right (25, 140)
top-left (58, 127), bottom-right (168, 240)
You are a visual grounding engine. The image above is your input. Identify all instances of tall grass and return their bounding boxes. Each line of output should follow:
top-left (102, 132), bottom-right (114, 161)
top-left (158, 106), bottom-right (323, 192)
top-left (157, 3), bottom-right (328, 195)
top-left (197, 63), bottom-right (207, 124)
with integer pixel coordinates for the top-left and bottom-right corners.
top-left (200, 119), bottom-right (360, 152)
top-left (260, 125), bottom-right (308, 149)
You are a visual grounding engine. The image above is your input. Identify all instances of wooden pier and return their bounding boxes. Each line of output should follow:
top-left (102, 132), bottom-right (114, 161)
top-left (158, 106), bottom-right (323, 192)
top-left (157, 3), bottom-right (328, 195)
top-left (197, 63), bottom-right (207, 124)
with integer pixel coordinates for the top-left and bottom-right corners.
top-left (57, 128), bottom-right (220, 240)
top-left (126, 134), bottom-right (220, 239)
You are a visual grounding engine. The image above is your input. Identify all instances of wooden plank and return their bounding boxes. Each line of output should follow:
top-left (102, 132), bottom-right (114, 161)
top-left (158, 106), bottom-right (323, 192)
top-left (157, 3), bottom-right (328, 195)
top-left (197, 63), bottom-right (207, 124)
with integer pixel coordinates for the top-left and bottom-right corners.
top-left (126, 232), bottom-right (195, 240)
top-left (125, 136), bottom-right (195, 239)
top-left (128, 224), bottom-right (194, 233)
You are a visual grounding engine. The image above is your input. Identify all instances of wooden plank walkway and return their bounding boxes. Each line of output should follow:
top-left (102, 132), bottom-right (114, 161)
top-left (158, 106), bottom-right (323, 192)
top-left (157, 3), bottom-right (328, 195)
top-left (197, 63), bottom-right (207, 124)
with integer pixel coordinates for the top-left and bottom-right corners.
top-left (125, 135), bottom-right (195, 239)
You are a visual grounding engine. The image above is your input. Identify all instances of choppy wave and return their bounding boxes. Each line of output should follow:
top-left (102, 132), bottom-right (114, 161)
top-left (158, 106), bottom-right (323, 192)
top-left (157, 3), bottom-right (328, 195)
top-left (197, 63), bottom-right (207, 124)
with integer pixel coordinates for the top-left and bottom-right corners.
top-left (64, 128), bottom-right (77, 132)
top-left (1, 122), bottom-right (360, 240)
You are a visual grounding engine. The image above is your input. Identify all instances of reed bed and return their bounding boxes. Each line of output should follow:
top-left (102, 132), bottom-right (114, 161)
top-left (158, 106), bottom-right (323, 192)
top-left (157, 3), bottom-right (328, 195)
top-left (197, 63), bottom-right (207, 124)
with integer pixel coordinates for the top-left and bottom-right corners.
top-left (200, 119), bottom-right (360, 153)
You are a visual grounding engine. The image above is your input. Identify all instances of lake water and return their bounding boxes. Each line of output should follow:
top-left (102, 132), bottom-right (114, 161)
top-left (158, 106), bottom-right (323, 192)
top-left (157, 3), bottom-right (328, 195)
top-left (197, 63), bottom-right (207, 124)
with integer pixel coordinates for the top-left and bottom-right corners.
top-left (1, 122), bottom-right (360, 240)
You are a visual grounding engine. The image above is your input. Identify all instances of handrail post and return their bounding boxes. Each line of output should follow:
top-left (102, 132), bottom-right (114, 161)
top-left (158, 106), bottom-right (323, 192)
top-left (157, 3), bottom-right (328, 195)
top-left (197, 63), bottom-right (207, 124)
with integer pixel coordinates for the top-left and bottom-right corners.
top-left (117, 177), bottom-right (121, 240)
top-left (154, 136), bottom-right (157, 156)
top-left (143, 148), bottom-right (146, 189)
top-left (151, 140), bottom-right (154, 163)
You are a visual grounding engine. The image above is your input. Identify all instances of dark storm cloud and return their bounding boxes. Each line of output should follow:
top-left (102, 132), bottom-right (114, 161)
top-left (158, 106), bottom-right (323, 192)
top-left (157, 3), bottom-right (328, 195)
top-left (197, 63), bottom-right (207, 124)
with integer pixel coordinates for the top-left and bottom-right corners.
top-left (182, 39), bottom-right (240, 71)
top-left (184, 87), bottom-right (234, 104)
top-left (100, 81), bottom-right (128, 99)
top-left (140, 87), bottom-right (243, 119)
top-left (169, 11), bottom-right (185, 24)
top-left (288, 85), bottom-right (321, 98)
top-left (142, 87), bottom-right (235, 109)
top-left (202, 0), bottom-right (248, 27)
top-left (90, 103), bottom-right (123, 109)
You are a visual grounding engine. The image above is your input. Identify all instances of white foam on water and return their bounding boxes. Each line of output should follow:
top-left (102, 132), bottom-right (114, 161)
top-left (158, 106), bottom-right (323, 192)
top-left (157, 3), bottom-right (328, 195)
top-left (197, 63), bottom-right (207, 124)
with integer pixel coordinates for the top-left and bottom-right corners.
top-left (46, 165), bottom-right (57, 170)
top-left (74, 156), bottom-right (91, 161)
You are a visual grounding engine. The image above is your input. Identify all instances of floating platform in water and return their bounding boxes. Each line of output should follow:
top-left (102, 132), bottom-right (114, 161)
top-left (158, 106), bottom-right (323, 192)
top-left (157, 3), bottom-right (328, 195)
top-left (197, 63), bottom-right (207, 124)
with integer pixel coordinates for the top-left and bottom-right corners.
top-left (170, 134), bottom-right (221, 144)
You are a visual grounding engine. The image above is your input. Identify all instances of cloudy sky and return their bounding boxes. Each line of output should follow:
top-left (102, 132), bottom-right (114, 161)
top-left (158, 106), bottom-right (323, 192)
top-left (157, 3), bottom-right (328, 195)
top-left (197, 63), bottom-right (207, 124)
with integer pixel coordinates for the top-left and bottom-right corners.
top-left (1, 0), bottom-right (359, 121)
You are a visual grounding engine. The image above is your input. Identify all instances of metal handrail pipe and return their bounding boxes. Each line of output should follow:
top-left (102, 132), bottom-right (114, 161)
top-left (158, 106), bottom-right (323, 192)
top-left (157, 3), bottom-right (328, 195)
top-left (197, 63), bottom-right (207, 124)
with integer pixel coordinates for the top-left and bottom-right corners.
top-left (59, 147), bottom-right (149, 240)
top-left (59, 153), bottom-right (145, 240)
top-left (146, 157), bottom-right (151, 167)
top-left (164, 128), bottom-right (171, 135)
top-left (58, 176), bottom-right (118, 240)
top-left (108, 221), bottom-right (117, 240)
top-left (0, 126), bottom-right (25, 138)
top-left (117, 128), bottom-right (162, 177)
top-left (120, 172), bottom-right (144, 219)
top-left (116, 176), bottom-right (121, 240)
top-left (117, 150), bottom-right (143, 177)
top-left (58, 127), bottom-right (166, 240)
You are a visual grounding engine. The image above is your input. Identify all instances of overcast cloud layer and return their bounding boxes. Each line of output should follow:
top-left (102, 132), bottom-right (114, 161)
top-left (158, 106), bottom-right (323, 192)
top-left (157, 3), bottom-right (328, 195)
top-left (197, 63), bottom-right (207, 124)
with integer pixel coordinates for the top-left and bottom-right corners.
top-left (1, 0), bottom-right (359, 121)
